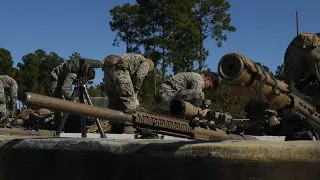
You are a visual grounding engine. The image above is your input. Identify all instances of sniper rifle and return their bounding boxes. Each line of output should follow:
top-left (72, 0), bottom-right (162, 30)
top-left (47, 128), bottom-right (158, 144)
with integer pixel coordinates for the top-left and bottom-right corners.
top-left (217, 52), bottom-right (320, 140)
top-left (22, 92), bottom-right (256, 140)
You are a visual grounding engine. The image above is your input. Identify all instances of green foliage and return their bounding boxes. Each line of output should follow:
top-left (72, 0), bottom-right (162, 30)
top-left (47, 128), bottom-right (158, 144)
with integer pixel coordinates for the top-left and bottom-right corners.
top-left (194, 0), bottom-right (236, 70)
top-left (0, 1), bottom-right (282, 122)
top-left (69, 52), bottom-right (82, 59)
top-left (15, 49), bottom-right (64, 98)
top-left (274, 64), bottom-right (289, 83)
top-left (0, 48), bottom-right (14, 76)
top-left (109, 3), bottom-right (142, 53)
top-left (255, 61), bottom-right (274, 76)
top-left (204, 84), bottom-right (248, 118)
top-left (87, 83), bottom-right (106, 97)
top-left (109, 0), bottom-right (236, 78)
top-left (138, 69), bottom-right (163, 111)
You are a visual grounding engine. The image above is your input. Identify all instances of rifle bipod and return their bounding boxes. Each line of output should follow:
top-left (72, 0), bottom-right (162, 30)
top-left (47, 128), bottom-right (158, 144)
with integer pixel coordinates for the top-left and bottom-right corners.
top-left (55, 82), bottom-right (107, 138)
top-left (134, 127), bottom-right (164, 139)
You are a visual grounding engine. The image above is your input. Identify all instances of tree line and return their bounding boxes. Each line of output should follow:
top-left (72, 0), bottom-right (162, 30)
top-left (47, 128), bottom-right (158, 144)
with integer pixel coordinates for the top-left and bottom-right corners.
top-left (108, 0), bottom-right (287, 118)
top-left (0, 48), bottom-right (286, 120)
top-left (109, 0), bottom-right (237, 77)
top-left (0, 0), bottom-right (288, 120)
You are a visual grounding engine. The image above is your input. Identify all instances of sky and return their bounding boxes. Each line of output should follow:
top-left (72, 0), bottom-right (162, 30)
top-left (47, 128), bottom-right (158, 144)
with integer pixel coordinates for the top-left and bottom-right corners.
top-left (0, 0), bottom-right (319, 86)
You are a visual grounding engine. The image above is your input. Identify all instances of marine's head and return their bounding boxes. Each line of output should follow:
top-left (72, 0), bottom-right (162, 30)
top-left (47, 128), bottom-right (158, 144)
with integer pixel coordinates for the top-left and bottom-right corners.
top-left (202, 72), bottom-right (220, 89)
top-left (146, 58), bottom-right (154, 73)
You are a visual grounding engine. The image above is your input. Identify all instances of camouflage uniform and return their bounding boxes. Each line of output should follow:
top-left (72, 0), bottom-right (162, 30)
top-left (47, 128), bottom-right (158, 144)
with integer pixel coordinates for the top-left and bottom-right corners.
top-left (47, 64), bottom-right (77, 100)
top-left (155, 72), bottom-right (205, 111)
top-left (47, 58), bottom-right (101, 128)
top-left (47, 58), bottom-right (102, 100)
top-left (284, 32), bottom-right (320, 106)
top-left (0, 75), bottom-right (18, 118)
top-left (102, 54), bottom-right (151, 114)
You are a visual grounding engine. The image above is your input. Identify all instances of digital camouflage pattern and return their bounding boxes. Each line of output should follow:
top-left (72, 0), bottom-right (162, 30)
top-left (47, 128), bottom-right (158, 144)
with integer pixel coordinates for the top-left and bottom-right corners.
top-left (48, 58), bottom-right (102, 100)
top-left (102, 54), bottom-right (151, 114)
top-left (47, 63), bottom-right (77, 100)
top-left (155, 72), bottom-right (205, 111)
top-left (47, 58), bottom-right (102, 128)
top-left (284, 32), bottom-right (320, 106)
top-left (0, 75), bottom-right (18, 118)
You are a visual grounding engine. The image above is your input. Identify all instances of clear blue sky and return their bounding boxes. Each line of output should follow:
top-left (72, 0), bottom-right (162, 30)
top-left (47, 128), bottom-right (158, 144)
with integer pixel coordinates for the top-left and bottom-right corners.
top-left (0, 0), bottom-right (319, 86)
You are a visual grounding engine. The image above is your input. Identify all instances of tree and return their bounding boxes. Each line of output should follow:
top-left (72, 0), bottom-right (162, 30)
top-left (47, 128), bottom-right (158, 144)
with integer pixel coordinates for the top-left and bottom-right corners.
top-left (255, 62), bottom-right (274, 76)
top-left (0, 48), bottom-right (14, 75)
top-left (136, 0), bottom-right (175, 80)
top-left (194, 0), bottom-right (236, 71)
top-left (87, 83), bottom-right (107, 97)
top-left (274, 64), bottom-right (290, 83)
top-left (16, 49), bottom-right (64, 98)
top-left (109, 0), bottom-right (237, 78)
top-left (204, 84), bottom-right (248, 118)
top-left (107, 0), bottom-right (239, 113)
top-left (109, 3), bottom-right (142, 53)
top-left (166, 0), bottom-right (203, 73)
top-left (69, 52), bottom-right (82, 59)
top-left (138, 68), bottom-right (163, 111)
top-left (39, 52), bottom-right (65, 85)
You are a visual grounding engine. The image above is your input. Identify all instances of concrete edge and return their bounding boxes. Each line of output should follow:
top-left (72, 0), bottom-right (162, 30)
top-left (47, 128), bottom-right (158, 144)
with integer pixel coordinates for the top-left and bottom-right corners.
top-left (0, 137), bottom-right (319, 163)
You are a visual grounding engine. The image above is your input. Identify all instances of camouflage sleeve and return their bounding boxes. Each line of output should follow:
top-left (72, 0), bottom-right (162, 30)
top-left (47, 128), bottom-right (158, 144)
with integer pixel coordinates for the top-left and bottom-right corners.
top-left (190, 73), bottom-right (205, 90)
top-left (61, 73), bottom-right (76, 100)
top-left (190, 73), bottom-right (205, 100)
top-left (83, 59), bottom-right (102, 68)
top-left (0, 81), bottom-right (4, 104)
top-left (8, 78), bottom-right (18, 111)
top-left (10, 80), bottom-right (18, 101)
top-left (133, 61), bottom-right (149, 90)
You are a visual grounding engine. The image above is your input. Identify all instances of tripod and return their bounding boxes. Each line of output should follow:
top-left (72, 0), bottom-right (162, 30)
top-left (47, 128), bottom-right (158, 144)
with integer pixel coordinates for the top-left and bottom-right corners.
top-left (55, 79), bottom-right (106, 138)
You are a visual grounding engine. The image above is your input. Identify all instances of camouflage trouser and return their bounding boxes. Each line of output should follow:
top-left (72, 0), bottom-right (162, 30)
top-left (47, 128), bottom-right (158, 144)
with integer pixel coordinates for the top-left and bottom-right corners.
top-left (155, 83), bottom-right (204, 111)
top-left (47, 73), bottom-right (75, 100)
top-left (0, 84), bottom-right (6, 118)
top-left (0, 85), bottom-right (17, 118)
top-left (103, 66), bottom-right (136, 113)
top-left (284, 46), bottom-right (320, 105)
top-left (47, 73), bottom-right (75, 128)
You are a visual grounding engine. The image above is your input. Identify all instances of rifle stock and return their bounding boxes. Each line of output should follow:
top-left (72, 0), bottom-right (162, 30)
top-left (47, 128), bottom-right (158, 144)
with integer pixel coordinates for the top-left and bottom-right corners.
top-left (218, 52), bottom-right (320, 140)
top-left (22, 92), bottom-right (256, 140)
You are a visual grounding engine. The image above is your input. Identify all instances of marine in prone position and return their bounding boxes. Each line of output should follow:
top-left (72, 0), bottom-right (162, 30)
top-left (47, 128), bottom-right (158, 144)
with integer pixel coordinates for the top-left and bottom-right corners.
top-left (155, 71), bottom-right (220, 112)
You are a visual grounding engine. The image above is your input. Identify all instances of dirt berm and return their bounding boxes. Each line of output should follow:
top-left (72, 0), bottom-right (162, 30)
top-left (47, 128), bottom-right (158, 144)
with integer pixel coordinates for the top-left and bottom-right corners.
top-left (0, 137), bottom-right (319, 180)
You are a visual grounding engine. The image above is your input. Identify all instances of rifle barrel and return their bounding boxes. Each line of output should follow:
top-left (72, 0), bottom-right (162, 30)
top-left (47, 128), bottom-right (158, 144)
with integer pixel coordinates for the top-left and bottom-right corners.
top-left (22, 92), bottom-right (257, 141)
top-left (22, 92), bottom-right (133, 124)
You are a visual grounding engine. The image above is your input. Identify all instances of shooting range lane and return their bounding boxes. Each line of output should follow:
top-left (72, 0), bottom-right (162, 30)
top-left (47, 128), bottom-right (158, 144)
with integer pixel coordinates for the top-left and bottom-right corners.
top-left (0, 137), bottom-right (319, 180)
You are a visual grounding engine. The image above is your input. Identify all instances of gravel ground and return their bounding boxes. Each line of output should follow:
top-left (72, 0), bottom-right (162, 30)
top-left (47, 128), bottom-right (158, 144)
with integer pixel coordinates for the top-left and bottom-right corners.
top-left (60, 133), bottom-right (286, 141)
